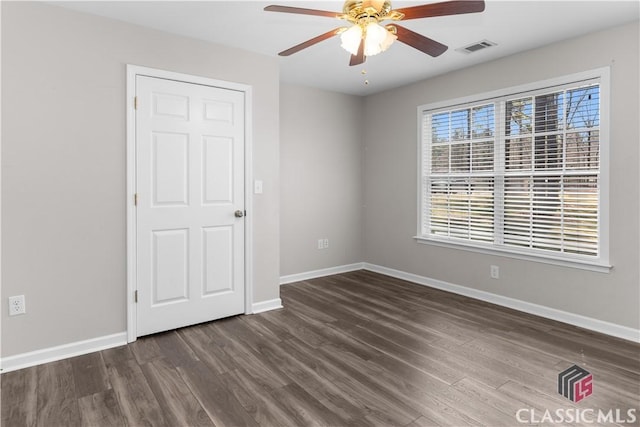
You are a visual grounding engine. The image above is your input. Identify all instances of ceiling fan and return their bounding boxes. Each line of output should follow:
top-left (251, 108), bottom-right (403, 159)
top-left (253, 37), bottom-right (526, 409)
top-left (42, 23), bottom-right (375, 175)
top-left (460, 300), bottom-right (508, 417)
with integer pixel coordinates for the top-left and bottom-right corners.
top-left (265, 0), bottom-right (485, 66)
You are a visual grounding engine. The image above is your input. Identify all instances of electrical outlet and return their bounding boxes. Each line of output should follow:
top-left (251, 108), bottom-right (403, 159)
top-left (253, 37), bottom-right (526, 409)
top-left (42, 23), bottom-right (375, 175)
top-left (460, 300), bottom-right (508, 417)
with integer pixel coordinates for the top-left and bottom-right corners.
top-left (318, 239), bottom-right (324, 250)
top-left (8, 295), bottom-right (26, 316)
top-left (323, 238), bottom-right (329, 249)
top-left (490, 265), bottom-right (500, 279)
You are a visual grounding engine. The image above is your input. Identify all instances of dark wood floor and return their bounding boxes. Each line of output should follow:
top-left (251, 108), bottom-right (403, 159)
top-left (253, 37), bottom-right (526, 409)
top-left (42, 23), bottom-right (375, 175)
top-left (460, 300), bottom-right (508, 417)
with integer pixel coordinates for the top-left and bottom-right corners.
top-left (2, 270), bottom-right (639, 426)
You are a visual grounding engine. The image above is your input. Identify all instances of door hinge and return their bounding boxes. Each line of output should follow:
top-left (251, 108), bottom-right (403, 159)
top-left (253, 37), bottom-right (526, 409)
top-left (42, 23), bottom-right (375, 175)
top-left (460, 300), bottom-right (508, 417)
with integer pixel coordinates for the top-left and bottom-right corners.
top-left (134, 96), bottom-right (138, 110)
top-left (134, 193), bottom-right (138, 206)
top-left (134, 290), bottom-right (138, 303)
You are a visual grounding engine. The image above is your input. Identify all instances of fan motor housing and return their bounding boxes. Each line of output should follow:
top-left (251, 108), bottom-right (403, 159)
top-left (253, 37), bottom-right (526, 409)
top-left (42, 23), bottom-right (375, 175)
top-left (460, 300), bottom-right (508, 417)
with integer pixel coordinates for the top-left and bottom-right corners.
top-left (342, 0), bottom-right (393, 21)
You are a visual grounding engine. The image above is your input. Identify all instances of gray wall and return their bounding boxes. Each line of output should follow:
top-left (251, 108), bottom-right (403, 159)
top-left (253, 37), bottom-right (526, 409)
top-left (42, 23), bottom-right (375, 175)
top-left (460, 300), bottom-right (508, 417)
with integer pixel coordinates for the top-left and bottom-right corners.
top-left (1, 2), bottom-right (280, 357)
top-left (2, 2), bottom-right (638, 360)
top-left (280, 85), bottom-right (363, 276)
top-left (362, 21), bottom-right (640, 330)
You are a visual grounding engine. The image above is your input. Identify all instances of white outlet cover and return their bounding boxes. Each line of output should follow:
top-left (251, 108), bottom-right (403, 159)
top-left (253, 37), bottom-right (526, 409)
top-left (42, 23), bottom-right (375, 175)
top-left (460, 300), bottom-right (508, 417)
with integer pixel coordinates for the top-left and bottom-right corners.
top-left (8, 295), bottom-right (26, 316)
top-left (490, 265), bottom-right (500, 279)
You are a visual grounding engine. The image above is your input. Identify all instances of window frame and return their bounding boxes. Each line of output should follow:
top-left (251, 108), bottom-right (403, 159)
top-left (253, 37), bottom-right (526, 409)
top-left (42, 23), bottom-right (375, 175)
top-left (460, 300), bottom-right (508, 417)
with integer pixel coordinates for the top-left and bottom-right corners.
top-left (415, 68), bottom-right (611, 273)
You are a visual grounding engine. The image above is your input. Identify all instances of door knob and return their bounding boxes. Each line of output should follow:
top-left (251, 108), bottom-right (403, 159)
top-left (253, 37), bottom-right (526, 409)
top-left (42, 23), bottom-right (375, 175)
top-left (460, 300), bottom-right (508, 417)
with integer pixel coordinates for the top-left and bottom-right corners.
top-left (234, 210), bottom-right (244, 218)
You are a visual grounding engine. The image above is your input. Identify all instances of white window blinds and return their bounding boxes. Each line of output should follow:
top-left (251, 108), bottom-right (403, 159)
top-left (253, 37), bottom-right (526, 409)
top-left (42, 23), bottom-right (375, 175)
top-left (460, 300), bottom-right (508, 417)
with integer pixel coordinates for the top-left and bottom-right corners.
top-left (420, 74), bottom-right (606, 267)
top-left (502, 86), bottom-right (600, 256)
top-left (425, 104), bottom-right (496, 243)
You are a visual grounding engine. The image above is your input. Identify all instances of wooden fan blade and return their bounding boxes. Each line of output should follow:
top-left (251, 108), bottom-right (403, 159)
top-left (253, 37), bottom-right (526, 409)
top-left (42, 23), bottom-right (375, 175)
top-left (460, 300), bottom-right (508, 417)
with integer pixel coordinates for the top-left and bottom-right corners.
top-left (349, 39), bottom-right (366, 66)
top-left (394, 0), bottom-right (485, 20)
top-left (278, 28), bottom-right (344, 56)
top-left (264, 5), bottom-right (340, 18)
top-left (393, 25), bottom-right (448, 57)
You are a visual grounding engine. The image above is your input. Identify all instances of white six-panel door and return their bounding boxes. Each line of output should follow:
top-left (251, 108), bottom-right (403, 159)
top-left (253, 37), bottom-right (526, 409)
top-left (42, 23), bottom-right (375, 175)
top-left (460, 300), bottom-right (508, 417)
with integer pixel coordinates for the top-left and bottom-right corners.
top-left (135, 75), bottom-right (245, 337)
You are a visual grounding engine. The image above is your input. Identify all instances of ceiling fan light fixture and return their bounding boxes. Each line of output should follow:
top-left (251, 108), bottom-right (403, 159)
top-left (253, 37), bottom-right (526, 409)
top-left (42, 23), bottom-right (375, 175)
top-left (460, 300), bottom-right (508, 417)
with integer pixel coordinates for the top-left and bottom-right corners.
top-left (266, 0), bottom-right (486, 65)
top-left (340, 24), bottom-right (363, 55)
top-left (340, 21), bottom-right (397, 57)
top-left (363, 21), bottom-right (396, 56)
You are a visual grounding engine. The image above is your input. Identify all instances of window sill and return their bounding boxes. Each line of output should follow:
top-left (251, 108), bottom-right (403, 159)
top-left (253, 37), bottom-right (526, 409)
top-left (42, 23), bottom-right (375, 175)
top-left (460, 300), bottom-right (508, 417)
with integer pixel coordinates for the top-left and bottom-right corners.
top-left (413, 236), bottom-right (612, 273)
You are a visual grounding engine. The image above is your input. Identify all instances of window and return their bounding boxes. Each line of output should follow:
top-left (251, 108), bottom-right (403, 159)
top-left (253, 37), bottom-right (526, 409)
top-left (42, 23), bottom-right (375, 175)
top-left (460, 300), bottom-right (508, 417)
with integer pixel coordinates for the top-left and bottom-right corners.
top-left (418, 69), bottom-right (610, 271)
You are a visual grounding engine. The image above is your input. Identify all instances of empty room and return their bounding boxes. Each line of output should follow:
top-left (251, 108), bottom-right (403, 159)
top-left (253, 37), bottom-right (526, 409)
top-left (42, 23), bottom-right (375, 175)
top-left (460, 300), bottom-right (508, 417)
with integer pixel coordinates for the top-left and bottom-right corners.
top-left (1, 1), bottom-right (639, 426)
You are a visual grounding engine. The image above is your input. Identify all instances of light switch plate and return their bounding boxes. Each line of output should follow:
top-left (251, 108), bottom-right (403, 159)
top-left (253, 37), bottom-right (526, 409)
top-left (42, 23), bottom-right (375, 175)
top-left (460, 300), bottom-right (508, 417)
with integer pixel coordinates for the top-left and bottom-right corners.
top-left (254, 180), bottom-right (263, 194)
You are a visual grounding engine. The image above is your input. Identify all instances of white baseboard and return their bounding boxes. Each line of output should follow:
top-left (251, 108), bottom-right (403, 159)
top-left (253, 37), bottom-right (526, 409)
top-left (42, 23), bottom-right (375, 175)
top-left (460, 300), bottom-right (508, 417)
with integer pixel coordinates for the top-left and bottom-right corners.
top-left (3, 264), bottom-right (636, 374)
top-left (363, 263), bottom-right (640, 344)
top-left (251, 298), bottom-right (283, 314)
top-left (1, 299), bottom-right (281, 373)
top-left (280, 262), bottom-right (365, 285)
top-left (1, 332), bottom-right (128, 374)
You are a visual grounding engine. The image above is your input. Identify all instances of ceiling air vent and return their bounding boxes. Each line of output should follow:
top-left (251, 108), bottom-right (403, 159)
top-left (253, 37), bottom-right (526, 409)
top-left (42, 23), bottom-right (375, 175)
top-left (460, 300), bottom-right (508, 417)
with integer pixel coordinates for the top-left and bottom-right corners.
top-left (457, 40), bottom-right (497, 54)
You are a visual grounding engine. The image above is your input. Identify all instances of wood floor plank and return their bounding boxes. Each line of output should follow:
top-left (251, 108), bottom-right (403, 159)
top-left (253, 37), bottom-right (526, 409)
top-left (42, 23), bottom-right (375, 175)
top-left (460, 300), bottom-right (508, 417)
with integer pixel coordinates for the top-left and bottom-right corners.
top-left (140, 357), bottom-right (214, 427)
top-left (279, 339), bottom-right (415, 425)
top-left (101, 345), bottom-right (138, 379)
top-left (209, 322), bottom-right (292, 391)
top-left (3, 271), bottom-right (638, 426)
top-left (282, 339), bottom-right (422, 426)
top-left (406, 415), bottom-right (444, 427)
top-left (344, 271), bottom-right (554, 334)
top-left (272, 338), bottom-right (348, 388)
top-left (309, 276), bottom-right (426, 321)
top-left (339, 321), bottom-right (468, 385)
top-left (278, 304), bottom-right (378, 361)
top-left (278, 291), bottom-right (337, 324)
top-left (177, 361), bottom-right (259, 427)
top-left (1, 367), bottom-right (38, 427)
top-left (177, 324), bottom-right (235, 375)
top-left (548, 324), bottom-right (640, 359)
top-left (259, 309), bottom-right (326, 347)
top-left (311, 281), bottom-right (446, 344)
top-left (129, 335), bottom-right (164, 365)
top-left (403, 307), bottom-right (487, 343)
top-left (443, 336), bottom-right (558, 392)
top-left (317, 343), bottom-right (508, 427)
top-left (544, 326), bottom-right (640, 372)
top-left (106, 359), bottom-right (168, 427)
top-left (153, 330), bottom-right (200, 368)
top-left (212, 312), bottom-right (287, 354)
top-left (69, 352), bottom-right (111, 398)
top-left (274, 339), bottom-right (378, 421)
top-left (505, 324), bottom-right (640, 374)
top-left (284, 285), bottom-right (369, 326)
top-left (35, 360), bottom-right (81, 427)
top-left (77, 389), bottom-right (125, 426)
top-left (463, 332), bottom-right (570, 371)
top-left (239, 312), bottom-right (293, 343)
top-left (269, 382), bottom-right (352, 427)
top-left (452, 377), bottom-right (539, 421)
top-left (220, 367), bottom-right (305, 427)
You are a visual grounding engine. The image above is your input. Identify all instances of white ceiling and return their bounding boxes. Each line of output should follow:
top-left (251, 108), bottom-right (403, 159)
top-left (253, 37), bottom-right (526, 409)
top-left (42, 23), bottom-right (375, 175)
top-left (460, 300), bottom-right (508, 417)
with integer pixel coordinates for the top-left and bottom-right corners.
top-left (53, 0), bottom-right (639, 96)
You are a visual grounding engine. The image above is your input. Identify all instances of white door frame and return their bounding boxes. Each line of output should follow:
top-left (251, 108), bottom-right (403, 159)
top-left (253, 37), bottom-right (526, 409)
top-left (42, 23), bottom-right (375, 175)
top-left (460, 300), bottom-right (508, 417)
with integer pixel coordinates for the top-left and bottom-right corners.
top-left (125, 65), bottom-right (254, 343)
